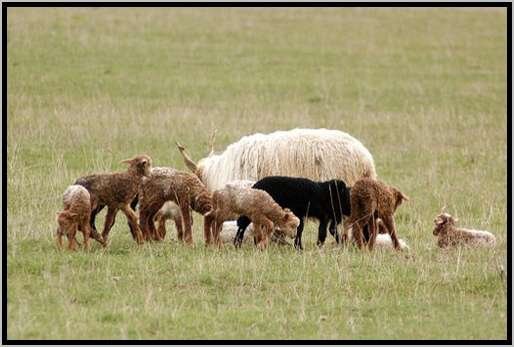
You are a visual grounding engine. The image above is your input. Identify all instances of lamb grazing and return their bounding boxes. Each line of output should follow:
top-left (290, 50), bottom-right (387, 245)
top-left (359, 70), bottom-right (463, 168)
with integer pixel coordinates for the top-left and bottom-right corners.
top-left (206, 184), bottom-right (300, 250)
top-left (150, 178), bottom-right (254, 242)
top-left (138, 169), bottom-right (213, 245)
top-left (55, 185), bottom-right (93, 251)
top-left (346, 218), bottom-right (409, 251)
top-left (218, 221), bottom-right (292, 246)
top-left (176, 128), bottom-right (376, 192)
top-left (433, 209), bottom-right (496, 248)
top-left (234, 176), bottom-right (351, 250)
top-left (74, 154), bottom-right (152, 245)
top-left (346, 177), bottom-right (409, 251)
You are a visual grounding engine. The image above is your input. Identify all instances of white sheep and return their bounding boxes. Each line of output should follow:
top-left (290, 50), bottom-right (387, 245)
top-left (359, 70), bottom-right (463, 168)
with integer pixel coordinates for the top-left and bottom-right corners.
top-left (433, 210), bottom-right (496, 248)
top-left (177, 128), bottom-right (376, 191)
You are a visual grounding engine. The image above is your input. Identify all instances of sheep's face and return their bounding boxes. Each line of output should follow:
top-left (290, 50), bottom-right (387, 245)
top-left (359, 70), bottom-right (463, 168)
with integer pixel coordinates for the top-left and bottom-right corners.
top-left (277, 209), bottom-right (300, 239)
top-left (56, 211), bottom-right (78, 235)
top-left (122, 154), bottom-right (153, 177)
top-left (391, 187), bottom-right (409, 211)
top-left (433, 213), bottom-right (457, 236)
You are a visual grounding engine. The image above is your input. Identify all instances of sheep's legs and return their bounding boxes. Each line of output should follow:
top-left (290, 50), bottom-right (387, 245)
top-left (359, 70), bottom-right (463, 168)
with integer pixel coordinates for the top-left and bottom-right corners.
top-left (126, 196), bottom-right (139, 241)
top-left (382, 215), bottom-right (401, 250)
top-left (101, 207), bottom-right (118, 244)
top-left (120, 204), bottom-right (144, 245)
top-left (89, 204), bottom-right (106, 245)
top-left (174, 214), bottom-right (183, 241)
top-left (367, 216), bottom-right (378, 251)
top-left (55, 228), bottom-right (64, 249)
top-left (351, 220), bottom-right (366, 250)
top-left (329, 220), bottom-right (340, 244)
top-left (234, 216), bottom-right (251, 248)
top-left (139, 201), bottom-right (162, 241)
top-left (203, 214), bottom-right (214, 245)
top-left (81, 222), bottom-right (92, 251)
top-left (256, 219), bottom-right (273, 250)
top-left (153, 210), bottom-right (166, 241)
top-left (180, 203), bottom-right (193, 245)
top-left (294, 218), bottom-right (305, 250)
top-left (316, 218), bottom-right (329, 247)
top-left (67, 226), bottom-right (79, 251)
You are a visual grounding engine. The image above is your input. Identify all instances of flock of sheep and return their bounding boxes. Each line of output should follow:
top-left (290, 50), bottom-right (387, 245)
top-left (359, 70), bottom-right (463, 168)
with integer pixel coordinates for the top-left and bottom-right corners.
top-left (55, 128), bottom-right (497, 251)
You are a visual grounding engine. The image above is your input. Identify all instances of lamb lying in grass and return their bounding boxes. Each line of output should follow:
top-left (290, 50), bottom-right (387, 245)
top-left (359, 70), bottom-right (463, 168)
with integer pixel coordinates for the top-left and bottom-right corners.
top-left (218, 220), bottom-right (292, 246)
top-left (55, 185), bottom-right (93, 251)
top-left (433, 210), bottom-right (496, 248)
top-left (346, 218), bottom-right (409, 251)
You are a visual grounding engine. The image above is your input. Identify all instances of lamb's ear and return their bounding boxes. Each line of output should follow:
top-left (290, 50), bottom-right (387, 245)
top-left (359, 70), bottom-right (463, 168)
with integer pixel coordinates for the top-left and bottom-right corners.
top-left (120, 157), bottom-right (134, 165)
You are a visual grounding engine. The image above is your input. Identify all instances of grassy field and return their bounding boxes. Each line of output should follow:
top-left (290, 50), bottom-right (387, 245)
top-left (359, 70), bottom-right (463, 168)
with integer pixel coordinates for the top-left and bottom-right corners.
top-left (6, 7), bottom-right (508, 340)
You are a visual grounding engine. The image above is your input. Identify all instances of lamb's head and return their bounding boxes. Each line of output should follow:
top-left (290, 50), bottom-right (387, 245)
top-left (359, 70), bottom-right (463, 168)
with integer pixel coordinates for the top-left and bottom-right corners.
top-left (56, 210), bottom-right (79, 235)
top-left (276, 208), bottom-right (300, 239)
top-left (433, 211), bottom-right (458, 236)
top-left (121, 154), bottom-right (152, 177)
top-left (193, 191), bottom-right (213, 215)
top-left (325, 179), bottom-right (351, 217)
top-left (390, 186), bottom-right (409, 211)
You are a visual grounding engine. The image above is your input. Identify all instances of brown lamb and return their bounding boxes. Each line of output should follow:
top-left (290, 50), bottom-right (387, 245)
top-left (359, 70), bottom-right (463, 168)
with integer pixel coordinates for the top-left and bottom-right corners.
top-left (74, 154), bottom-right (152, 245)
top-left (138, 169), bottom-right (213, 245)
top-left (347, 177), bottom-right (409, 251)
top-left (55, 185), bottom-right (93, 251)
top-left (205, 184), bottom-right (300, 250)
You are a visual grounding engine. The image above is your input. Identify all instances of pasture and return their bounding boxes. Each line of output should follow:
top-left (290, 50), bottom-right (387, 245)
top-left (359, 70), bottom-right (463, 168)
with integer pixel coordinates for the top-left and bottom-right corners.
top-left (6, 7), bottom-right (508, 340)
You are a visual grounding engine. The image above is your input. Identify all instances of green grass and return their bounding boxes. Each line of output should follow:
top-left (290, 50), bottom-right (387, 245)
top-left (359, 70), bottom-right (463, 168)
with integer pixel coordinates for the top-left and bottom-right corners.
top-left (7, 7), bottom-right (508, 340)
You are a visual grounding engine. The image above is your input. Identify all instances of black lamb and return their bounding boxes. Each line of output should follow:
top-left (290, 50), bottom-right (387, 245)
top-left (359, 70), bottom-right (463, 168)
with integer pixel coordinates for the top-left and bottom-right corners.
top-left (234, 176), bottom-right (351, 250)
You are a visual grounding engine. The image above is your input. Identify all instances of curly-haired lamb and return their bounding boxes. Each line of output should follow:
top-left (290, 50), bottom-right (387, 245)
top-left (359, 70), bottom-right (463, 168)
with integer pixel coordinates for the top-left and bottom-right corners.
top-left (346, 177), bottom-right (409, 251)
top-left (74, 154), bottom-right (152, 245)
top-left (206, 184), bottom-right (300, 250)
top-left (433, 210), bottom-right (496, 248)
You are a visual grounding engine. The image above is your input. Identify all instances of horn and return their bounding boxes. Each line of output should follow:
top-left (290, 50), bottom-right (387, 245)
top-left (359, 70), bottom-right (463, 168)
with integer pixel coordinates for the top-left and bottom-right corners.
top-left (441, 206), bottom-right (447, 213)
top-left (208, 128), bottom-right (217, 156)
top-left (175, 141), bottom-right (198, 173)
top-left (120, 158), bottom-right (133, 165)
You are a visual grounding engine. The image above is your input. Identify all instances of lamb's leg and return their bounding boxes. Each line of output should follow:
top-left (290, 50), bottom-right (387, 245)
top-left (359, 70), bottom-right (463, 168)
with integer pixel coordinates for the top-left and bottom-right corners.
top-left (367, 216), bottom-right (378, 251)
top-left (101, 207), bottom-right (118, 245)
top-left (174, 214), bottom-right (184, 241)
top-left (180, 203), bottom-right (193, 245)
top-left (316, 218), bottom-right (329, 247)
top-left (81, 221), bottom-right (92, 251)
top-left (55, 228), bottom-right (64, 249)
top-left (234, 216), bottom-right (251, 248)
top-left (257, 219), bottom-right (274, 250)
top-left (139, 201), bottom-right (162, 242)
top-left (352, 220), bottom-right (366, 250)
top-left (328, 219), bottom-right (340, 244)
top-left (120, 204), bottom-right (144, 245)
top-left (294, 218), bottom-right (305, 250)
top-left (153, 210), bottom-right (166, 241)
top-left (126, 196), bottom-right (139, 241)
top-left (382, 215), bottom-right (401, 250)
top-left (203, 214), bottom-right (214, 245)
top-left (67, 225), bottom-right (79, 251)
top-left (214, 217), bottom-right (224, 248)
top-left (89, 204), bottom-right (106, 245)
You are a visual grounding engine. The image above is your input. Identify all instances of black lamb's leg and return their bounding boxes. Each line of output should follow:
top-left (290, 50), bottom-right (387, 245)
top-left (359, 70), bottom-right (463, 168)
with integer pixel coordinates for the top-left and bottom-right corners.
top-left (316, 218), bottom-right (329, 247)
top-left (294, 218), bottom-right (305, 250)
top-left (328, 219), bottom-right (340, 244)
top-left (234, 216), bottom-right (251, 248)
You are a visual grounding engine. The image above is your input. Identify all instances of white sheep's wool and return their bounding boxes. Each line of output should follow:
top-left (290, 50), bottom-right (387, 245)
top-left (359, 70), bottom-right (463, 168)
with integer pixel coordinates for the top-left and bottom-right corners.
top-left (196, 128), bottom-right (376, 191)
